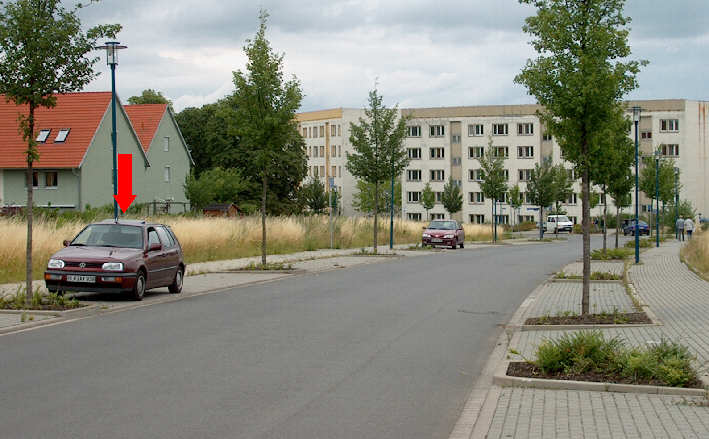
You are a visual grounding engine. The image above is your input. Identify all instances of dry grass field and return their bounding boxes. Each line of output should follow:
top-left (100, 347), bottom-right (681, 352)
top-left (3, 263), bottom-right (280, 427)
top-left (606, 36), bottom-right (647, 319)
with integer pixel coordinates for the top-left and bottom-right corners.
top-left (0, 215), bottom-right (499, 284)
top-left (681, 228), bottom-right (709, 278)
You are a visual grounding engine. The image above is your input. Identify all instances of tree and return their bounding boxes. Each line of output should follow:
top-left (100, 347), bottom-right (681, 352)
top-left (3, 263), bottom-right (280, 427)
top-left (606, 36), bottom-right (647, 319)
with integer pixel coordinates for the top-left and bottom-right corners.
top-left (346, 88), bottom-right (408, 253)
top-left (231, 10), bottom-right (306, 265)
top-left (183, 167), bottom-right (252, 211)
top-left (300, 178), bottom-right (327, 214)
top-left (421, 183), bottom-right (435, 221)
top-left (128, 88), bottom-right (172, 109)
top-left (611, 192), bottom-right (631, 248)
top-left (0, 0), bottom-right (119, 306)
top-left (352, 179), bottom-right (402, 215)
top-left (527, 157), bottom-right (556, 239)
top-left (441, 178), bottom-right (463, 219)
top-left (508, 184), bottom-right (523, 232)
top-left (639, 153), bottom-right (679, 236)
top-left (478, 138), bottom-right (508, 242)
top-left (515, 0), bottom-right (646, 315)
top-left (551, 165), bottom-right (574, 216)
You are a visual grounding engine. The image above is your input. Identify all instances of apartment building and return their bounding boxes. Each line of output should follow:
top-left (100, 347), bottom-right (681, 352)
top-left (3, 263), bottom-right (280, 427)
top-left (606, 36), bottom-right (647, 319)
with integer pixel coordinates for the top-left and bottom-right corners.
top-left (298, 99), bottom-right (709, 223)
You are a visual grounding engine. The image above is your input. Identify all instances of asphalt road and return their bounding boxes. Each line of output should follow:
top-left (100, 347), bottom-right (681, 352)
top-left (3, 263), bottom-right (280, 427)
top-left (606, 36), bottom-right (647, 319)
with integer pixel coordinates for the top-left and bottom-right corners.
top-left (0, 236), bottom-right (605, 439)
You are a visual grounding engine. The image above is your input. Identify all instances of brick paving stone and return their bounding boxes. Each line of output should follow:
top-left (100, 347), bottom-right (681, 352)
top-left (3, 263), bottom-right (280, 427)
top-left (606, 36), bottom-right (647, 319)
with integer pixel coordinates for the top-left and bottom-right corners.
top-left (522, 281), bottom-right (635, 320)
top-left (0, 313), bottom-right (54, 329)
top-left (561, 261), bottom-right (625, 277)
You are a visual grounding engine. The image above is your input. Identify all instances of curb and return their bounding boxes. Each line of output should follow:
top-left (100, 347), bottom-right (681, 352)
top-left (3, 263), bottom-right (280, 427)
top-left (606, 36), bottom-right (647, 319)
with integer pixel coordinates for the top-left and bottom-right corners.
top-left (518, 320), bottom-right (662, 331)
top-left (548, 278), bottom-right (623, 284)
top-left (0, 303), bottom-right (100, 317)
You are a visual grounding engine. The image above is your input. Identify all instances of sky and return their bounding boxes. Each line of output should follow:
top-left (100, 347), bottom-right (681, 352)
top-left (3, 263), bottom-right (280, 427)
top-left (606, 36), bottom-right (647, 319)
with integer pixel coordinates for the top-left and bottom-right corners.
top-left (77, 0), bottom-right (709, 113)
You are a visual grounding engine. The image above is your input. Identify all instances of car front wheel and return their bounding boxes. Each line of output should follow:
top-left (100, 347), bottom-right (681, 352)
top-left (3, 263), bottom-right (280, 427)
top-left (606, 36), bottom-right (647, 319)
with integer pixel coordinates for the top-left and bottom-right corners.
top-left (169, 268), bottom-right (183, 294)
top-left (131, 271), bottom-right (146, 301)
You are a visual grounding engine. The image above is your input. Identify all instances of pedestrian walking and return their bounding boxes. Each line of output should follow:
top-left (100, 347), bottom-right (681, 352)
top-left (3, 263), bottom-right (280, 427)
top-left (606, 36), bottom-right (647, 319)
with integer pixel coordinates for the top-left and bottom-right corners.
top-left (685, 217), bottom-right (695, 240)
top-left (676, 217), bottom-right (685, 241)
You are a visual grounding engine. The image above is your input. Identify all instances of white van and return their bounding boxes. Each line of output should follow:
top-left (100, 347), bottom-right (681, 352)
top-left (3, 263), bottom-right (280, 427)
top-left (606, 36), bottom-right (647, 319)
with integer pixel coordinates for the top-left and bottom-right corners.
top-left (547, 215), bottom-right (573, 233)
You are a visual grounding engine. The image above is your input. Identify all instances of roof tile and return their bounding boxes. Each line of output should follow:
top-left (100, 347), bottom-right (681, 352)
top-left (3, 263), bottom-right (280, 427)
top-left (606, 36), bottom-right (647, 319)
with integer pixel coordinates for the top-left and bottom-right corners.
top-left (124, 104), bottom-right (167, 152)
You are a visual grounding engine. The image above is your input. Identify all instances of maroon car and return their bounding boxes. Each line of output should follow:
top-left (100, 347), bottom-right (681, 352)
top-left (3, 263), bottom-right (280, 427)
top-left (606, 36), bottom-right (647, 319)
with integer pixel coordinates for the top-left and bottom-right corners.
top-left (422, 220), bottom-right (465, 249)
top-left (44, 219), bottom-right (185, 300)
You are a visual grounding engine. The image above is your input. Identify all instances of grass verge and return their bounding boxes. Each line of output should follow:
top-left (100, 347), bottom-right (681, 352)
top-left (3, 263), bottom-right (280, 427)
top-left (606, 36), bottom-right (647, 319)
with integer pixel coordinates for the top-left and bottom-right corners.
top-left (0, 290), bottom-right (83, 311)
top-left (680, 230), bottom-right (709, 281)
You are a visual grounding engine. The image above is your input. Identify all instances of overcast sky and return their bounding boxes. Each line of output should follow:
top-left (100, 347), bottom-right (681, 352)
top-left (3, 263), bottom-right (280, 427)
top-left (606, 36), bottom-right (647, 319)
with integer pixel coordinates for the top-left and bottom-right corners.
top-left (78, 0), bottom-right (709, 113)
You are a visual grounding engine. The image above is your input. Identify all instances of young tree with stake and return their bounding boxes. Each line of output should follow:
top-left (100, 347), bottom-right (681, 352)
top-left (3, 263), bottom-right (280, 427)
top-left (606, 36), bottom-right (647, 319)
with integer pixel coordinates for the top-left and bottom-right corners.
top-left (478, 138), bottom-right (508, 242)
top-left (527, 158), bottom-right (556, 240)
top-left (441, 178), bottom-right (463, 219)
top-left (421, 182), bottom-right (435, 221)
top-left (508, 185), bottom-right (523, 233)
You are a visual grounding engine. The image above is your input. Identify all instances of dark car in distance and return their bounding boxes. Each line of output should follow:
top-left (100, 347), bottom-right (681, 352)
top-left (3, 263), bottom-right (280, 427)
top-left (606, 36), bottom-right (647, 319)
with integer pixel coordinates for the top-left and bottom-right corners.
top-left (422, 220), bottom-right (465, 249)
top-left (622, 219), bottom-right (650, 236)
top-left (44, 219), bottom-right (185, 300)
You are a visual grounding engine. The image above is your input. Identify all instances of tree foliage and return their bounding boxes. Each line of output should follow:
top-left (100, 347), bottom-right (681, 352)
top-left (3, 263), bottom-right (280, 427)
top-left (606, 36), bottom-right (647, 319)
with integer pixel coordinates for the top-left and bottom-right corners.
top-left (551, 165), bottom-right (574, 214)
top-left (527, 157), bottom-right (556, 238)
top-left (421, 182), bottom-right (435, 220)
top-left (0, 0), bottom-right (119, 305)
top-left (128, 88), bottom-right (172, 109)
top-left (346, 88), bottom-right (408, 252)
top-left (639, 155), bottom-right (679, 205)
top-left (184, 167), bottom-right (254, 212)
top-left (230, 10), bottom-right (306, 264)
top-left (300, 178), bottom-right (328, 214)
top-left (478, 137), bottom-right (508, 239)
top-left (441, 178), bottom-right (463, 218)
top-left (352, 179), bottom-right (402, 215)
top-left (515, 0), bottom-right (646, 314)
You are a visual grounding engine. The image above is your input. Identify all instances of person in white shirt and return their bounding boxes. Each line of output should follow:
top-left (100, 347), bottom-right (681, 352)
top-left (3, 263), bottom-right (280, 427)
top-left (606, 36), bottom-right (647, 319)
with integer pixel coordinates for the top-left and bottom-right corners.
top-left (676, 217), bottom-right (685, 241)
top-left (685, 217), bottom-right (695, 240)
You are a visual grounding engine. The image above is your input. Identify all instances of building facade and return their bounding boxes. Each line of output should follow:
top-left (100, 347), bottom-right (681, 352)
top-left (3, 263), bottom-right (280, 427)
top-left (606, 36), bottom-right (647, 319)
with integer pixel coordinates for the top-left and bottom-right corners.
top-left (298, 99), bottom-right (709, 223)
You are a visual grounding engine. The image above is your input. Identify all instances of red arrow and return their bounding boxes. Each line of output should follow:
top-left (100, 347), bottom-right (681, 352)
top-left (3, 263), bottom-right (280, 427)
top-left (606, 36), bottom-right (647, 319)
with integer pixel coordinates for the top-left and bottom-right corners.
top-left (114, 153), bottom-right (137, 213)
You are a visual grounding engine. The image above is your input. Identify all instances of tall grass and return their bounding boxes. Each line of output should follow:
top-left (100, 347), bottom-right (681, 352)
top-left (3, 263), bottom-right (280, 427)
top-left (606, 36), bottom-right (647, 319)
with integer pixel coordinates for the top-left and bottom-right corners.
top-left (681, 229), bottom-right (709, 277)
top-left (0, 215), bottom-right (497, 284)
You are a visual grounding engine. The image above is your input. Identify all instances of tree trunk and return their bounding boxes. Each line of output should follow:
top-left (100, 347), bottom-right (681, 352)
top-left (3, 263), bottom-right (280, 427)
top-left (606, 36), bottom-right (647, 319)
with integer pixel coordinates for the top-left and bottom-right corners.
top-left (261, 174), bottom-right (267, 265)
top-left (602, 188), bottom-right (608, 253)
top-left (491, 203), bottom-right (494, 243)
top-left (373, 180), bottom-right (379, 254)
top-left (581, 166), bottom-right (591, 315)
top-left (25, 104), bottom-right (36, 307)
top-left (539, 206), bottom-right (544, 240)
top-left (615, 205), bottom-right (620, 249)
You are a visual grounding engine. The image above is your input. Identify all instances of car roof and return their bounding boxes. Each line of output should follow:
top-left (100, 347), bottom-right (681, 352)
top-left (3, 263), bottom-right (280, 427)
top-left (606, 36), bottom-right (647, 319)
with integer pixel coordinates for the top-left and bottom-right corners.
top-left (96, 218), bottom-right (165, 227)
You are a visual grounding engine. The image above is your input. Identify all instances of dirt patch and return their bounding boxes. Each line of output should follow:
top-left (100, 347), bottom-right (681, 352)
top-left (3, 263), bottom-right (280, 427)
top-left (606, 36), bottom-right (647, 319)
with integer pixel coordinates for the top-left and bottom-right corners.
top-left (506, 362), bottom-right (703, 388)
top-left (525, 311), bottom-right (652, 325)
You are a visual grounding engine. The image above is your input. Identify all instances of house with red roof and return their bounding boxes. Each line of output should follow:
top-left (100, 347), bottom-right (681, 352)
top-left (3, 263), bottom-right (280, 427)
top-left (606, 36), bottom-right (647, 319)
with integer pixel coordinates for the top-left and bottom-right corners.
top-left (0, 92), bottom-right (192, 212)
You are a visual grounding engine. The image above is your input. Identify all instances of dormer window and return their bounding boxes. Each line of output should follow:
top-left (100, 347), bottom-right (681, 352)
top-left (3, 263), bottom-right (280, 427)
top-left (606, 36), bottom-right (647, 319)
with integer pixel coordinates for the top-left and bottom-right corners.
top-left (55, 129), bottom-right (70, 143)
top-left (36, 129), bottom-right (51, 143)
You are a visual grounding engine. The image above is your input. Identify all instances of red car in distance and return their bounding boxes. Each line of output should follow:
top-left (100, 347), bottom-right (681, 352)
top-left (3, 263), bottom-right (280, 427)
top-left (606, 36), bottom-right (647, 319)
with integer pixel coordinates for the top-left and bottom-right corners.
top-left (422, 220), bottom-right (465, 249)
top-left (44, 219), bottom-right (185, 300)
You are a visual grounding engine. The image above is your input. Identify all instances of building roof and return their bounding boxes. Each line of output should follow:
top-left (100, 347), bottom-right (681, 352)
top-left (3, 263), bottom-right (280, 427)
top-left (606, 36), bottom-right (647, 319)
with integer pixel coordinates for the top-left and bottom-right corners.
top-left (124, 104), bottom-right (168, 152)
top-left (0, 92), bottom-right (112, 169)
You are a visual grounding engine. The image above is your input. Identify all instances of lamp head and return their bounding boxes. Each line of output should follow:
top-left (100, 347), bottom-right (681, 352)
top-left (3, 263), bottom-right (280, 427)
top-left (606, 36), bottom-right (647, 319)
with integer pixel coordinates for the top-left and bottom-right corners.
top-left (632, 106), bottom-right (642, 122)
top-left (96, 41), bottom-right (127, 66)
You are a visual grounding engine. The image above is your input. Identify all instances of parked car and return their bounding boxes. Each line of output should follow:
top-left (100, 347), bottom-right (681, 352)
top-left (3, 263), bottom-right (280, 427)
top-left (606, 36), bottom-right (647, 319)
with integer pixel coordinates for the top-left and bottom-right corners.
top-left (547, 215), bottom-right (573, 233)
top-left (422, 220), bottom-right (465, 249)
top-left (622, 219), bottom-right (650, 236)
top-left (44, 219), bottom-right (185, 300)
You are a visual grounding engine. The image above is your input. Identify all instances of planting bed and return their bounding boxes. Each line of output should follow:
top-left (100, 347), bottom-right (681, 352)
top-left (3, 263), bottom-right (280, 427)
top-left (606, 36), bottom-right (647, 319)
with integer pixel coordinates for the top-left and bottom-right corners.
top-left (525, 311), bottom-right (652, 325)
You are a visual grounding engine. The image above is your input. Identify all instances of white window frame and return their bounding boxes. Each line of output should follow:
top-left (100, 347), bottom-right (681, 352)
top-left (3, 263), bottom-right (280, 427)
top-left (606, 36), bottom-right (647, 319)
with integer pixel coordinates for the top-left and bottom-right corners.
top-left (469, 146), bottom-right (484, 158)
top-left (468, 124), bottom-right (484, 137)
top-left (492, 123), bottom-right (508, 136)
top-left (164, 166), bottom-right (171, 183)
top-left (429, 125), bottom-right (445, 137)
top-left (407, 125), bottom-right (421, 137)
top-left (163, 137), bottom-right (170, 152)
top-left (517, 146), bottom-right (534, 158)
top-left (36, 129), bottom-right (51, 143)
top-left (660, 119), bottom-right (679, 132)
top-left (430, 169), bottom-right (445, 182)
top-left (430, 147), bottom-right (445, 159)
top-left (407, 169), bottom-right (422, 182)
top-left (407, 191), bottom-right (421, 203)
top-left (408, 148), bottom-right (422, 160)
top-left (517, 123), bottom-right (534, 135)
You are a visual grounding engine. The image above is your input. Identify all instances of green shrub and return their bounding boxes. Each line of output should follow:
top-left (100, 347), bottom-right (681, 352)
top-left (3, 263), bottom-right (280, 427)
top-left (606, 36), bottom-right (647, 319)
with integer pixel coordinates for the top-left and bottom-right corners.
top-left (517, 221), bottom-right (537, 231)
top-left (591, 248), bottom-right (632, 260)
top-left (590, 271), bottom-right (622, 280)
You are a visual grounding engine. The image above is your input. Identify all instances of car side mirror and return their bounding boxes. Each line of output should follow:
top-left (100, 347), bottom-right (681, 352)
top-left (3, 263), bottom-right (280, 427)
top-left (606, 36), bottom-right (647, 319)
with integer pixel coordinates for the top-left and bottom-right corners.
top-left (149, 242), bottom-right (162, 252)
top-left (63, 240), bottom-right (71, 247)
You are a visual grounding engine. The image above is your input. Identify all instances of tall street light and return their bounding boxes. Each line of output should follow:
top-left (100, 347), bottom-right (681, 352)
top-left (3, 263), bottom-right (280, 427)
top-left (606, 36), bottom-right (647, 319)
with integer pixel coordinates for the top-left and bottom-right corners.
top-left (632, 106), bottom-right (641, 263)
top-left (654, 149), bottom-right (660, 247)
top-left (675, 166), bottom-right (680, 239)
top-left (97, 41), bottom-right (127, 221)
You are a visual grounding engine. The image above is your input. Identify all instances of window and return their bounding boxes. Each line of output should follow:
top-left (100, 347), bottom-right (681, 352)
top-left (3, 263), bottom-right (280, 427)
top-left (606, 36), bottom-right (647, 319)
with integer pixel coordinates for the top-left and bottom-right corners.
top-left (497, 192), bottom-right (509, 203)
top-left (468, 124), bottom-right (484, 136)
top-left (148, 229), bottom-right (161, 248)
top-left (519, 215), bottom-right (535, 223)
top-left (518, 169), bottom-right (533, 181)
top-left (493, 146), bottom-right (509, 158)
top-left (331, 124), bottom-right (337, 136)
top-left (331, 165), bottom-right (336, 177)
top-left (431, 213), bottom-right (446, 220)
top-left (338, 166), bottom-right (342, 177)
top-left (451, 157), bottom-right (462, 166)
top-left (435, 192), bottom-right (443, 203)
top-left (451, 135), bottom-right (461, 144)
top-left (319, 126), bottom-right (325, 137)
top-left (566, 169), bottom-right (575, 180)
top-left (502, 169), bottom-right (509, 181)
top-left (495, 215), bottom-right (509, 225)
top-left (407, 125), bottom-right (421, 137)
top-left (320, 145), bottom-right (324, 157)
top-left (312, 146), bottom-right (317, 158)
top-left (469, 169), bottom-right (483, 181)
top-left (407, 191), bottom-right (421, 203)
top-left (338, 145), bottom-right (341, 157)
top-left (163, 137), bottom-right (169, 152)
top-left (55, 129), bottom-right (70, 143)
top-left (45, 171), bottom-right (58, 188)
top-left (430, 169), bottom-right (445, 181)
top-left (156, 227), bottom-right (174, 248)
top-left (469, 192), bottom-right (485, 203)
top-left (36, 129), bottom-right (51, 143)
top-left (517, 146), bottom-right (534, 158)
top-left (331, 145), bottom-right (336, 157)
top-left (469, 146), bottom-right (484, 158)
top-left (164, 166), bottom-right (171, 182)
top-left (641, 131), bottom-right (652, 140)
top-left (308, 127), bottom-right (313, 138)
top-left (660, 119), bottom-right (679, 132)
top-left (319, 165), bottom-right (325, 176)
top-left (453, 179), bottom-right (462, 187)
top-left (565, 193), bottom-right (578, 205)
top-left (492, 123), bottom-right (508, 135)
top-left (517, 123), bottom-right (534, 135)
top-left (337, 125), bottom-right (341, 137)
top-left (470, 214), bottom-right (486, 224)
top-left (661, 144), bottom-right (679, 157)
top-left (408, 212), bottom-right (422, 221)
top-left (429, 125), bottom-right (445, 137)
top-left (408, 148), bottom-right (421, 159)
top-left (302, 127), bottom-right (307, 137)
top-left (430, 147), bottom-right (445, 159)
top-left (542, 132), bottom-right (552, 141)
top-left (524, 192), bottom-right (533, 204)
top-left (314, 166), bottom-right (319, 177)
top-left (407, 169), bottom-right (422, 181)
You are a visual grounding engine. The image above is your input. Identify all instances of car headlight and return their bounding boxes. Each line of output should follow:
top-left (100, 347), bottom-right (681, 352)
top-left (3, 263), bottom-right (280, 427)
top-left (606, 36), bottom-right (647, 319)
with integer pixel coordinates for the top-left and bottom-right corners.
top-left (422, 233), bottom-right (431, 238)
top-left (102, 262), bottom-right (124, 271)
top-left (47, 259), bottom-right (65, 269)
top-left (444, 234), bottom-right (454, 238)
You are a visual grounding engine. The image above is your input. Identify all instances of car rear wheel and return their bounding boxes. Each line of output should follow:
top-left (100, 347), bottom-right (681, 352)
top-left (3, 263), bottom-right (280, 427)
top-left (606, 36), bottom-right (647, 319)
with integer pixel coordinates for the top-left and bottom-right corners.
top-left (131, 271), bottom-right (146, 301)
top-left (169, 268), bottom-right (183, 294)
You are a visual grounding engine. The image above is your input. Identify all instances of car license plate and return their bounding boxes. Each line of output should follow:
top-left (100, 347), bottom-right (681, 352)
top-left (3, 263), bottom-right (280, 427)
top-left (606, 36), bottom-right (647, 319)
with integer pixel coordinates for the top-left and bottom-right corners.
top-left (67, 275), bottom-right (96, 283)
top-left (431, 238), bottom-right (443, 243)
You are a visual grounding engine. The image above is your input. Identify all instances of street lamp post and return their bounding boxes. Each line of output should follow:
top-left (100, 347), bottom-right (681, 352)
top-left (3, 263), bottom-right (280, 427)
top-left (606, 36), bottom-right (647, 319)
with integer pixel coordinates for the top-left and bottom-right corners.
top-left (674, 167), bottom-right (680, 239)
top-left (97, 41), bottom-right (127, 222)
top-left (632, 106), bottom-right (641, 263)
top-left (654, 150), bottom-right (660, 247)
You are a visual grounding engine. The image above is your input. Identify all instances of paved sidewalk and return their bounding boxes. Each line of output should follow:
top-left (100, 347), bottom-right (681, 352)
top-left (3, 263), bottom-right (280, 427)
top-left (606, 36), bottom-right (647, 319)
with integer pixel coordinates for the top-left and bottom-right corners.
top-left (521, 281), bottom-right (634, 320)
top-left (479, 241), bottom-right (709, 438)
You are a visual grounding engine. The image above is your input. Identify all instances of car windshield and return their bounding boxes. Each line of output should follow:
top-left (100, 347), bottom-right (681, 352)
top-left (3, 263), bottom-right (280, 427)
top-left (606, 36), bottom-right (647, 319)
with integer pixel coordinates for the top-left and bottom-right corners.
top-left (428, 221), bottom-right (457, 230)
top-left (556, 216), bottom-right (570, 222)
top-left (71, 224), bottom-right (144, 249)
